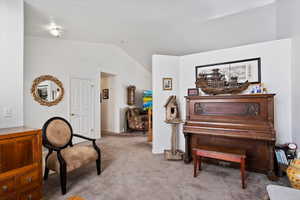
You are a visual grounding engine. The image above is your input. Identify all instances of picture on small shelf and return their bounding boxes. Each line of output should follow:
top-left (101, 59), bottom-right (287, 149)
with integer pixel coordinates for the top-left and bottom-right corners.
top-left (187, 88), bottom-right (199, 96)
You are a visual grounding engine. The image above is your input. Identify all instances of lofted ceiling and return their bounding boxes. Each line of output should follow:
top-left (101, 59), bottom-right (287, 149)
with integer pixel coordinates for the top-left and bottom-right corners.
top-left (24, 0), bottom-right (276, 71)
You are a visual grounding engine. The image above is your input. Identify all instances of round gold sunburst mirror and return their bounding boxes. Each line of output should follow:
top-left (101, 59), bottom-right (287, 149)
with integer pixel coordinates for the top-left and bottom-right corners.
top-left (31, 75), bottom-right (64, 107)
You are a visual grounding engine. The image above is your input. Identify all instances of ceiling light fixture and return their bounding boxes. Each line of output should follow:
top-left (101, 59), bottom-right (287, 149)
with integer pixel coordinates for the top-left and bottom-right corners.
top-left (47, 22), bottom-right (63, 38)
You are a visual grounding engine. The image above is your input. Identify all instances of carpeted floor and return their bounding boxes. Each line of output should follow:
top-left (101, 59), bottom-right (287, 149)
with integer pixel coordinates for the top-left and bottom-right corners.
top-left (43, 135), bottom-right (289, 200)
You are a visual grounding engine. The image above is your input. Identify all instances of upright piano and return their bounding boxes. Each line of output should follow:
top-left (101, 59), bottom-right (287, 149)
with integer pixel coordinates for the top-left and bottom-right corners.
top-left (183, 94), bottom-right (276, 180)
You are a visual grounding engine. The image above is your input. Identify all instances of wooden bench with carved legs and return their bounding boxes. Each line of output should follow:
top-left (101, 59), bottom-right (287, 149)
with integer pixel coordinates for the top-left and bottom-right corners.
top-left (193, 146), bottom-right (247, 189)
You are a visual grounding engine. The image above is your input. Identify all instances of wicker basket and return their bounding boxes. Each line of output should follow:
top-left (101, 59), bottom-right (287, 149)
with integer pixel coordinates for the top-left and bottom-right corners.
top-left (287, 159), bottom-right (300, 189)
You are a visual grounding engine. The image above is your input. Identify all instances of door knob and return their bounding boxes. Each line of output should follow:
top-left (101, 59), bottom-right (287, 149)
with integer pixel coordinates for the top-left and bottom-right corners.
top-left (2, 185), bottom-right (8, 192)
top-left (70, 113), bottom-right (75, 116)
top-left (27, 177), bottom-right (32, 183)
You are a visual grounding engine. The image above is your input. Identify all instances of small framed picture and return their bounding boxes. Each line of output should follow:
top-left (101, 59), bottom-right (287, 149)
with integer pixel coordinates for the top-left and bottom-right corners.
top-left (103, 89), bottom-right (109, 99)
top-left (162, 78), bottom-right (172, 90)
top-left (188, 88), bottom-right (199, 96)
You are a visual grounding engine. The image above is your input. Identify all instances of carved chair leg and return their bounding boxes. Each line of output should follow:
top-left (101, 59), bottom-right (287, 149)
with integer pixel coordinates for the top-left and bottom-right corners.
top-left (96, 159), bottom-right (101, 175)
top-left (194, 158), bottom-right (197, 177)
top-left (60, 168), bottom-right (67, 195)
top-left (44, 149), bottom-right (53, 181)
top-left (44, 166), bottom-right (50, 180)
top-left (93, 140), bottom-right (101, 175)
top-left (240, 157), bottom-right (246, 189)
top-left (198, 156), bottom-right (202, 171)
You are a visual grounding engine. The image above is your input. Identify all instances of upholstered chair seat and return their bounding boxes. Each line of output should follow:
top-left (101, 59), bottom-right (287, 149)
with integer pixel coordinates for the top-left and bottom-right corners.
top-left (126, 107), bottom-right (148, 132)
top-left (42, 117), bottom-right (101, 195)
top-left (47, 145), bottom-right (98, 172)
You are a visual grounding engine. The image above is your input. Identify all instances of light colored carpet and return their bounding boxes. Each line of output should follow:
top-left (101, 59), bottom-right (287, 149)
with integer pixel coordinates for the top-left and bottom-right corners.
top-left (43, 135), bottom-right (289, 200)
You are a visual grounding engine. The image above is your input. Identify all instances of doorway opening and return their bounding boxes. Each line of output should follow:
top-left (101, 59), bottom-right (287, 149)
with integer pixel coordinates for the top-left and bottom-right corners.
top-left (100, 72), bottom-right (118, 135)
top-left (99, 71), bottom-right (152, 147)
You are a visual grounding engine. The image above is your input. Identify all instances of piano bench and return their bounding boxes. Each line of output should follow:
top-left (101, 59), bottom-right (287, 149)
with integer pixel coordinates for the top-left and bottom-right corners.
top-left (192, 146), bottom-right (247, 189)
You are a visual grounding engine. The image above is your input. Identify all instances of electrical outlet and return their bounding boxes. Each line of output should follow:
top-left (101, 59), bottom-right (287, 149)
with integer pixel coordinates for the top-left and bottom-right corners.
top-left (3, 107), bottom-right (12, 118)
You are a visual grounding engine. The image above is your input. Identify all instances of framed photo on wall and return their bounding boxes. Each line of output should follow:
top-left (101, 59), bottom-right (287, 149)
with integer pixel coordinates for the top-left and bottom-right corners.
top-left (195, 58), bottom-right (261, 84)
top-left (102, 89), bottom-right (109, 99)
top-left (162, 78), bottom-right (172, 90)
top-left (187, 88), bottom-right (199, 96)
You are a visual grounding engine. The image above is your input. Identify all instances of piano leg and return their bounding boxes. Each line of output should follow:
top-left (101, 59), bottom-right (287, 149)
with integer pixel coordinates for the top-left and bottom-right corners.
top-left (267, 171), bottom-right (278, 181)
top-left (267, 144), bottom-right (278, 181)
top-left (193, 154), bottom-right (198, 177)
top-left (184, 132), bottom-right (192, 163)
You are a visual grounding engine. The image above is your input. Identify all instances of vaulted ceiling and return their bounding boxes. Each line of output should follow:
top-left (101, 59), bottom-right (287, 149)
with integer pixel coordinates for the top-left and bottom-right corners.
top-left (24, 0), bottom-right (276, 71)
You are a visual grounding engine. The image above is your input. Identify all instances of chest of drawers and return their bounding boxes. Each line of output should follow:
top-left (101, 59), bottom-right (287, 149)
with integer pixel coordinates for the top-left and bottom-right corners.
top-left (0, 127), bottom-right (42, 200)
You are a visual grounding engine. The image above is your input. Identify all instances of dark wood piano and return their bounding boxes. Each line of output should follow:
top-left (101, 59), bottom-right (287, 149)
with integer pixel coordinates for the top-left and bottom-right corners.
top-left (183, 94), bottom-right (276, 180)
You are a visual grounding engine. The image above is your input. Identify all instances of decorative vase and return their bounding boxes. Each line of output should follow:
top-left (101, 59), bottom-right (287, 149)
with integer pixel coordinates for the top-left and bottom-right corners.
top-left (287, 159), bottom-right (300, 189)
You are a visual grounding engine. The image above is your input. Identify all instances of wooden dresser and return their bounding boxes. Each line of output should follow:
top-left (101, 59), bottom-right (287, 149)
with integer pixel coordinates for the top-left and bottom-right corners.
top-left (183, 94), bottom-right (276, 180)
top-left (0, 127), bottom-right (42, 200)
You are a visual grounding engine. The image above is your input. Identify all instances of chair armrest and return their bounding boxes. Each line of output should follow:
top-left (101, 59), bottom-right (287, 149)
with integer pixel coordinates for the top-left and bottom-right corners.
top-left (73, 134), bottom-right (96, 142)
top-left (73, 134), bottom-right (100, 159)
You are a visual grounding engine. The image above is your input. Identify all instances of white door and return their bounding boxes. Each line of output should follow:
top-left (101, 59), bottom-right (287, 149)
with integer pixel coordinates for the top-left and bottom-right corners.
top-left (70, 78), bottom-right (96, 143)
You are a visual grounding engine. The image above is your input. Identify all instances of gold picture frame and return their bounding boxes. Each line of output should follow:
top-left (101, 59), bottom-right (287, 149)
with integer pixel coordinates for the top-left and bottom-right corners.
top-left (102, 89), bottom-right (109, 99)
top-left (163, 78), bottom-right (172, 90)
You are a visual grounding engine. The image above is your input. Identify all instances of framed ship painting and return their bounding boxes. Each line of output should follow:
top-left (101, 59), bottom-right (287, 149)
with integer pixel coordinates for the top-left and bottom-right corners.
top-left (195, 58), bottom-right (261, 84)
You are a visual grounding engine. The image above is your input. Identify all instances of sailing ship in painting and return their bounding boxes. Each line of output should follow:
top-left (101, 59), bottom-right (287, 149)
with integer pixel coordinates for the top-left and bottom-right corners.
top-left (195, 68), bottom-right (250, 95)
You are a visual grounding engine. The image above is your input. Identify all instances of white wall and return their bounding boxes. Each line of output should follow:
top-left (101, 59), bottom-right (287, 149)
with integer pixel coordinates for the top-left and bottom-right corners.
top-left (276, 0), bottom-right (300, 148)
top-left (24, 36), bottom-right (151, 135)
top-left (0, 0), bottom-right (24, 128)
top-left (152, 39), bottom-right (292, 153)
top-left (152, 55), bottom-right (180, 153)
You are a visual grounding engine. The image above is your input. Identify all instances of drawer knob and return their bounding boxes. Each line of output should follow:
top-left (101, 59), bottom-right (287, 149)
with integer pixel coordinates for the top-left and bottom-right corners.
top-left (28, 194), bottom-right (32, 200)
top-left (27, 177), bottom-right (32, 183)
top-left (2, 185), bottom-right (8, 191)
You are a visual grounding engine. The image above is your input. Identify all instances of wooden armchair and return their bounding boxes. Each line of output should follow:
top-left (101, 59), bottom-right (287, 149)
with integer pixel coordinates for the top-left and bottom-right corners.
top-left (42, 117), bottom-right (101, 195)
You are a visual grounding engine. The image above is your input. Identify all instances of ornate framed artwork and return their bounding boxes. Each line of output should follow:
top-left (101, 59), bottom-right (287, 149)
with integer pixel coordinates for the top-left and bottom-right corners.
top-left (163, 78), bottom-right (172, 90)
top-left (195, 58), bottom-right (261, 84)
top-left (31, 75), bottom-right (64, 107)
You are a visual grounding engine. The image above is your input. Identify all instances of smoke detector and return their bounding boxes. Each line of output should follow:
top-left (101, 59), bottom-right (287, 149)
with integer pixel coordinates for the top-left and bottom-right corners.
top-left (47, 22), bottom-right (63, 38)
